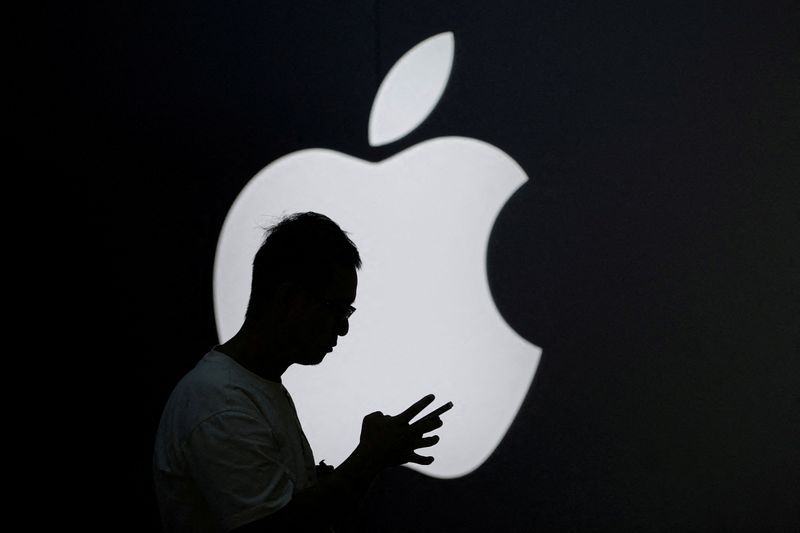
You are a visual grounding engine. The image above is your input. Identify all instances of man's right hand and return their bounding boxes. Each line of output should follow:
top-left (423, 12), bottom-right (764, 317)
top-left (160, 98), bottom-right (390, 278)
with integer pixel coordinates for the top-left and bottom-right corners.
top-left (233, 395), bottom-right (451, 533)
top-left (357, 394), bottom-right (448, 468)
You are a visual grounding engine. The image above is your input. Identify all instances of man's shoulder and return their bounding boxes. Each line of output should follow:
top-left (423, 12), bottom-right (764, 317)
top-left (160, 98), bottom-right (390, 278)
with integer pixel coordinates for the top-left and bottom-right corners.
top-left (177, 350), bottom-right (228, 386)
top-left (167, 350), bottom-right (288, 426)
top-left (169, 352), bottom-right (242, 406)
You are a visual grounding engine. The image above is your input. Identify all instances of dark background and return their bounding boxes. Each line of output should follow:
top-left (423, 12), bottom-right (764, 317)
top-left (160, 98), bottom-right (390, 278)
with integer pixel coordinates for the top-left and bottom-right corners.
top-left (37, 1), bottom-right (798, 531)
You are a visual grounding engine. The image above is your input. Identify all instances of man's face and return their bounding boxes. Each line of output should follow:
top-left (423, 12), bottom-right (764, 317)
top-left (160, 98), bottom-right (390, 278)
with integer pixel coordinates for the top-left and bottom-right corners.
top-left (288, 265), bottom-right (358, 366)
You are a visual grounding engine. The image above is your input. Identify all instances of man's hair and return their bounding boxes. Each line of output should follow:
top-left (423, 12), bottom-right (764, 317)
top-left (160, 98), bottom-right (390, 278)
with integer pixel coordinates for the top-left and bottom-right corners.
top-left (246, 212), bottom-right (361, 320)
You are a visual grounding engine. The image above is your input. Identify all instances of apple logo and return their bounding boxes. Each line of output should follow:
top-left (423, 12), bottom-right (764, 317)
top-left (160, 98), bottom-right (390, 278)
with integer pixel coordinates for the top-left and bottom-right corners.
top-left (214, 32), bottom-right (542, 479)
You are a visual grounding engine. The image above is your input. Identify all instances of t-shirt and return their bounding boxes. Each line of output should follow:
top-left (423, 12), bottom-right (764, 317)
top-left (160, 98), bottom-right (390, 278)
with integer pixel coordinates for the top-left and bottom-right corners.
top-left (153, 349), bottom-right (317, 533)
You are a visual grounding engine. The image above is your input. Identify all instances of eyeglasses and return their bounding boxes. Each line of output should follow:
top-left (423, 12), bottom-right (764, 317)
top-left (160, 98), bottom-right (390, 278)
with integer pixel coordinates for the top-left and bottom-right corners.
top-left (313, 295), bottom-right (355, 321)
top-left (299, 284), bottom-right (356, 321)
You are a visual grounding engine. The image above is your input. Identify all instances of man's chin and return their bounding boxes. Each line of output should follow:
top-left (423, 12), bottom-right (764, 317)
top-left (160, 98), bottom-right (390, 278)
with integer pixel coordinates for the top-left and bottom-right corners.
top-left (298, 349), bottom-right (330, 366)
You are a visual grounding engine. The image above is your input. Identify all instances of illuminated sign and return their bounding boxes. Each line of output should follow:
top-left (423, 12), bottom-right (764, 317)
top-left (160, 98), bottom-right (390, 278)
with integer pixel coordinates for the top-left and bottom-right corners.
top-left (214, 32), bottom-right (541, 478)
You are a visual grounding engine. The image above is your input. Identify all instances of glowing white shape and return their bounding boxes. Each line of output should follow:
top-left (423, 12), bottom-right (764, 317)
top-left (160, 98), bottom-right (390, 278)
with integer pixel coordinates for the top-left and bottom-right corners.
top-left (368, 32), bottom-right (454, 147)
top-left (214, 31), bottom-right (542, 479)
top-left (214, 138), bottom-right (542, 478)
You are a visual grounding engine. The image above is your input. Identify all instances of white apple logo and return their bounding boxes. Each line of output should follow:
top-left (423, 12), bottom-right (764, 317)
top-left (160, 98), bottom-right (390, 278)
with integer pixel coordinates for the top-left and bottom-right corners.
top-left (214, 32), bottom-right (542, 479)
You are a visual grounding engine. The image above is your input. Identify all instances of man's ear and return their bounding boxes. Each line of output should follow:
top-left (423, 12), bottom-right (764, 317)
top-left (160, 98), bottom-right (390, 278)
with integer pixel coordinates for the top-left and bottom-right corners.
top-left (274, 281), bottom-right (308, 320)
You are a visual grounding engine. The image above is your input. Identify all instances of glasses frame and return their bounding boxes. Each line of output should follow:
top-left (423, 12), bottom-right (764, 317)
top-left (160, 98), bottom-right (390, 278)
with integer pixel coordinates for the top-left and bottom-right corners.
top-left (319, 297), bottom-right (356, 320)
top-left (298, 283), bottom-right (356, 321)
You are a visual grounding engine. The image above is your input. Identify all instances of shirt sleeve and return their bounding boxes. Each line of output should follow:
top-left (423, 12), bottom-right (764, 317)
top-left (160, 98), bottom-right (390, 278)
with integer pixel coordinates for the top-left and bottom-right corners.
top-left (183, 409), bottom-right (295, 532)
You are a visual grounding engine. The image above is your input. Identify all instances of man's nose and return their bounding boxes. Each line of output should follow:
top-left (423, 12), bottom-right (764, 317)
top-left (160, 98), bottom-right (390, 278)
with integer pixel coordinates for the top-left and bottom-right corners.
top-left (336, 316), bottom-right (349, 337)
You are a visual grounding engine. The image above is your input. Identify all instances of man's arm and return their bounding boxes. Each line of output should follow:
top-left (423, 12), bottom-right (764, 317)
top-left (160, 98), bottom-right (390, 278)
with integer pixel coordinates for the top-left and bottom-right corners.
top-left (232, 394), bottom-right (449, 533)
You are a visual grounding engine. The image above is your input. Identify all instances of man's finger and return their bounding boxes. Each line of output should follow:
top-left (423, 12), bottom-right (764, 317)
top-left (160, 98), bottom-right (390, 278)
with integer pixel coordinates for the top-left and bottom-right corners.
top-left (395, 394), bottom-right (435, 423)
top-left (414, 401), bottom-right (453, 424)
top-left (409, 415), bottom-right (444, 434)
top-left (406, 453), bottom-right (434, 465)
top-left (414, 435), bottom-right (440, 449)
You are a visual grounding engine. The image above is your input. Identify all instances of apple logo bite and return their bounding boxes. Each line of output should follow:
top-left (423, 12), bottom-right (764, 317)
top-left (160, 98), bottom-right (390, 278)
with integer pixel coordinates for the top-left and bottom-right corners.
top-left (213, 32), bottom-right (542, 479)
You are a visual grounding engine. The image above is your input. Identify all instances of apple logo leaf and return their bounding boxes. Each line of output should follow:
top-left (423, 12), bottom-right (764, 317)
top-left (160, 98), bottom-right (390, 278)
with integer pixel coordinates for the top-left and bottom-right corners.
top-left (368, 32), bottom-right (455, 147)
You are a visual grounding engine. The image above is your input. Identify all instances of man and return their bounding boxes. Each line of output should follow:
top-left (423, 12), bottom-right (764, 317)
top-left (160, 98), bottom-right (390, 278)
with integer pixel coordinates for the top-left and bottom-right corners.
top-left (153, 212), bottom-right (449, 532)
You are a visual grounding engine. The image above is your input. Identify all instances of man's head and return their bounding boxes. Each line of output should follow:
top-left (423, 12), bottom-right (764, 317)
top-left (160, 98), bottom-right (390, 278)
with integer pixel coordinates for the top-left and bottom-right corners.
top-left (246, 212), bottom-right (361, 364)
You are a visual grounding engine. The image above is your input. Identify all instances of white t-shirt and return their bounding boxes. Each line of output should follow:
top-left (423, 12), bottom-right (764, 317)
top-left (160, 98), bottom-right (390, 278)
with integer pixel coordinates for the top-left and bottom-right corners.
top-left (153, 349), bottom-right (317, 533)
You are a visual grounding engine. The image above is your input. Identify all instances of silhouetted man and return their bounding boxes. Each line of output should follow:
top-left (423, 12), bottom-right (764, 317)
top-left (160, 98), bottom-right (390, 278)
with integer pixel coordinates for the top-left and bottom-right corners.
top-left (153, 212), bottom-right (449, 532)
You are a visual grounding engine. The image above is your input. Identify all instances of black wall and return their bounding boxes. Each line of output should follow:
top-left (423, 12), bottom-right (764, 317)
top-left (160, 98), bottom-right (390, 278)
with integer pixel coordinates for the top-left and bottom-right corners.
top-left (40, 2), bottom-right (798, 531)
